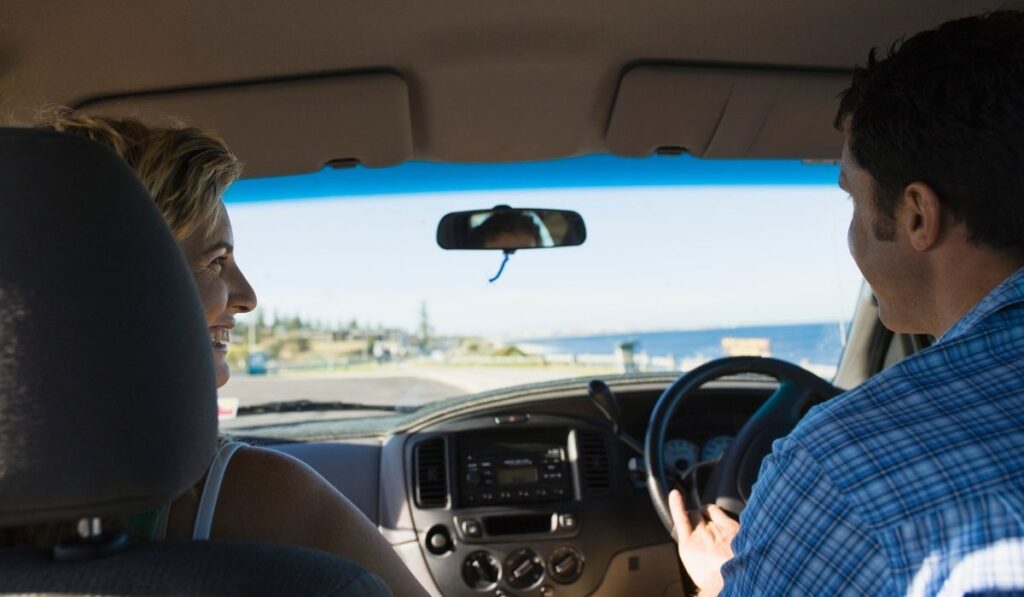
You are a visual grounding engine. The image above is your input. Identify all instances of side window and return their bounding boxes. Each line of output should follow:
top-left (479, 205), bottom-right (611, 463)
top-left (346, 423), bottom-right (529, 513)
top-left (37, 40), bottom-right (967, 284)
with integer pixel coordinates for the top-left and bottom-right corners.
top-left (881, 332), bottom-right (934, 370)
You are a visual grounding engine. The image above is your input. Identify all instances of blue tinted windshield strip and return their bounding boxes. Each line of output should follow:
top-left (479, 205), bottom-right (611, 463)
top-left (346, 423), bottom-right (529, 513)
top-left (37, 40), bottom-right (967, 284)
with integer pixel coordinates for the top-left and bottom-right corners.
top-left (224, 154), bottom-right (839, 204)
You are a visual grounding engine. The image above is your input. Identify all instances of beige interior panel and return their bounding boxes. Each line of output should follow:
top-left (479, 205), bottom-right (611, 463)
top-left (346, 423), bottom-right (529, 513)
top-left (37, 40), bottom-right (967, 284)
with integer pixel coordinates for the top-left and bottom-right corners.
top-left (79, 73), bottom-right (413, 177)
top-left (591, 543), bottom-right (684, 596)
top-left (0, 1), bottom-right (1002, 166)
top-left (607, 65), bottom-right (849, 160)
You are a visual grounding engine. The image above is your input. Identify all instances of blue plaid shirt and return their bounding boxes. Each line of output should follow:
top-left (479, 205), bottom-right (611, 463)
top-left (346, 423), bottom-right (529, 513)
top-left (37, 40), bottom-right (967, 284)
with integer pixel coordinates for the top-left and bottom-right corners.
top-left (722, 268), bottom-right (1024, 596)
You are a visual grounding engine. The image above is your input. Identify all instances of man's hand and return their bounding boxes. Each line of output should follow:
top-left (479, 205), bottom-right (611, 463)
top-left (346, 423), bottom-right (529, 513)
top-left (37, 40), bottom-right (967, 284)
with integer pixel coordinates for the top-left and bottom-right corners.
top-left (668, 489), bottom-right (740, 596)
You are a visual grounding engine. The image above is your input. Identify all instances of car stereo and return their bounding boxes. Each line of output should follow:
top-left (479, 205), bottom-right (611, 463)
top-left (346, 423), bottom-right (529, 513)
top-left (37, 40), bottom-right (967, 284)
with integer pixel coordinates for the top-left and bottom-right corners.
top-left (458, 430), bottom-right (572, 507)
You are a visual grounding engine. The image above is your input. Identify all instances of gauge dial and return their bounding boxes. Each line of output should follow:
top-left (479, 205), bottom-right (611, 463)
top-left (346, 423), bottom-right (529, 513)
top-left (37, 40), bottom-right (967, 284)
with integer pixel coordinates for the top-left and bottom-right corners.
top-left (701, 435), bottom-right (734, 462)
top-left (663, 439), bottom-right (699, 473)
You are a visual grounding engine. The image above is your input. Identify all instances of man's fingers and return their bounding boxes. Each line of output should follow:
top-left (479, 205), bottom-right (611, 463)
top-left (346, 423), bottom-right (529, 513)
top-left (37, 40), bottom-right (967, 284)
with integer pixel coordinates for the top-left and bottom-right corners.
top-left (707, 505), bottom-right (740, 533)
top-left (668, 489), bottom-right (692, 537)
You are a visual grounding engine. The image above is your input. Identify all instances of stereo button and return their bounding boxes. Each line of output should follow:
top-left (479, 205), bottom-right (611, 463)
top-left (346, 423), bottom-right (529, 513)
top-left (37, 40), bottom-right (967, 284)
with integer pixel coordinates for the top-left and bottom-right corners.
top-left (461, 519), bottom-right (482, 538)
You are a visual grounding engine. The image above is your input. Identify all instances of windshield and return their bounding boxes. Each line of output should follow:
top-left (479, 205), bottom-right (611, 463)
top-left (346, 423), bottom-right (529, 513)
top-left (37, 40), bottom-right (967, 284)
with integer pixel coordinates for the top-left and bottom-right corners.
top-left (217, 155), bottom-right (861, 429)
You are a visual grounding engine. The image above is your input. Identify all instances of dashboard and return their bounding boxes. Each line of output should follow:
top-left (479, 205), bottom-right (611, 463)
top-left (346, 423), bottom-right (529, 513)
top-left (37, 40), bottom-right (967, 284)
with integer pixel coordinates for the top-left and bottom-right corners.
top-left (268, 377), bottom-right (775, 596)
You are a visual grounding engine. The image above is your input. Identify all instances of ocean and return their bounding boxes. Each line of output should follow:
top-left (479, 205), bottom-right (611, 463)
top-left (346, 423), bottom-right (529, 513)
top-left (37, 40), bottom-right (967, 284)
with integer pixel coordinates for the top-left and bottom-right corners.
top-left (514, 322), bottom-right (848, 368)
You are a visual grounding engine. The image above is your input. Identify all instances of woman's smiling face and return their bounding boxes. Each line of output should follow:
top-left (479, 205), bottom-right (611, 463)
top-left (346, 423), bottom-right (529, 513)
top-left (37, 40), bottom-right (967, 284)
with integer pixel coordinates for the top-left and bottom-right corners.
top-left (177, 203), bottom-right (257, 387)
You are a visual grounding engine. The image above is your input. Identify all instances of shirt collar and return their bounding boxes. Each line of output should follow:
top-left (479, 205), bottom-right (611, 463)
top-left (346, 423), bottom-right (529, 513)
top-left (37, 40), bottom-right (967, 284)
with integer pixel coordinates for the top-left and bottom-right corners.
top-left (940, 266), bottom-right (1024, 343)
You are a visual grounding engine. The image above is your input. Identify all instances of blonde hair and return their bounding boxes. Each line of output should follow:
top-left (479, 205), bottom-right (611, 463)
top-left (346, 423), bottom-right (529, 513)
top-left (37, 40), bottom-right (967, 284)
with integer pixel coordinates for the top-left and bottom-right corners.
top-left (38, 111), bottom-right (242, 239)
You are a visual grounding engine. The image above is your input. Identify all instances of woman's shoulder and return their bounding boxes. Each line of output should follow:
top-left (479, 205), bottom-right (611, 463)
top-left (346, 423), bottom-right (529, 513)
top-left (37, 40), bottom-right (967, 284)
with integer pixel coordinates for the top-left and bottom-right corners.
top-left (231, 444), bottom-right (322, 481)
top-left (196, 444), bottom-right (333, 543)
top-left (223, 445), bottom-right (334, 510)
top-left (215, 436), bottom-right (317, 480)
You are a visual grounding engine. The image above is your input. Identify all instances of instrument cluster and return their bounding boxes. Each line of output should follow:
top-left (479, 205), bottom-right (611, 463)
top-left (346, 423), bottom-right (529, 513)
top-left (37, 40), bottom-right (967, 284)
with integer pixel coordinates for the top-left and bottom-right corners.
top-left (662, 435), bottom-right (734, 473)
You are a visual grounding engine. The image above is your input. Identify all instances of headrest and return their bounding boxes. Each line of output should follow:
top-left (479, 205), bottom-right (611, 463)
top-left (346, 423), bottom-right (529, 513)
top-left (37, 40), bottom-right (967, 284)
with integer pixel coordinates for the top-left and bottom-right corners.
top-left (0, 128), bottom-right (218, 527)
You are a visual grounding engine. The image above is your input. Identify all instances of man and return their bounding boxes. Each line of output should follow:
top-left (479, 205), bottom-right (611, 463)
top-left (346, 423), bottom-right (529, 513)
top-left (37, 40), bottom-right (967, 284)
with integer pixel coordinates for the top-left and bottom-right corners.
top-left (469, 211), bottom-right (544, 249)
top-left (670, 11), bottom-right (1024, 596)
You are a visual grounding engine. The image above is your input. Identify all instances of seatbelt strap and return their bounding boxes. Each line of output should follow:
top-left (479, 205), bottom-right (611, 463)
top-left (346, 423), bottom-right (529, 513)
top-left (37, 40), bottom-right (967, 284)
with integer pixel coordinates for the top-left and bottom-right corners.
top-left (192, 440), bottom-right (246, 540)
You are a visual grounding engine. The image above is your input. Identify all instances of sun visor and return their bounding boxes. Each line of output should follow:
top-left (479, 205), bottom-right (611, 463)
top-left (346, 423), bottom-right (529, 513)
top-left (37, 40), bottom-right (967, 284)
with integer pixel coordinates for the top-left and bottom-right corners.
top-left (79, 72), bottom-right (413, 177)
top-left (606, 65), bottom-right (849, 160)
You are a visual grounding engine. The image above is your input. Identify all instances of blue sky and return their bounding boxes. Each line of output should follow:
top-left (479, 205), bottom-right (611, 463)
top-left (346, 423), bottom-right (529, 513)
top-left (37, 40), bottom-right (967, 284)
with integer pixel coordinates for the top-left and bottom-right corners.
top-left (223, 156), bottom-right (862, 338)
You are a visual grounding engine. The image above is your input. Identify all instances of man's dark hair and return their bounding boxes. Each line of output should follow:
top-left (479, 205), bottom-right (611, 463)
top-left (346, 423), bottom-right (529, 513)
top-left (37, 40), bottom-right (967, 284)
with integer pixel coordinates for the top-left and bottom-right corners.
top-left (835, 10), bottom-right (1024, 254)
top-left (469, 212), bottom-right (541, 248)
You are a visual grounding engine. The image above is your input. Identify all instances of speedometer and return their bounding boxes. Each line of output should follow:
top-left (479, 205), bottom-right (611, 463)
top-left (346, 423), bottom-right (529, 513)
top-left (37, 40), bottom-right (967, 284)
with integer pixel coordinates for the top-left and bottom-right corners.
top-left (663, 439), bottom-right (699, 473)
top-left (701, 435), bottom-right (734, 462)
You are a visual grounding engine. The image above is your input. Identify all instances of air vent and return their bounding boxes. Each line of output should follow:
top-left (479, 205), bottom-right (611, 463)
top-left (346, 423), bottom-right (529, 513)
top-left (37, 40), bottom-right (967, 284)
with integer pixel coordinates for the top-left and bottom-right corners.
top-left (414, 438), bottom-right (449, 508)
top-left (577, 430), bottom-right (611, 496)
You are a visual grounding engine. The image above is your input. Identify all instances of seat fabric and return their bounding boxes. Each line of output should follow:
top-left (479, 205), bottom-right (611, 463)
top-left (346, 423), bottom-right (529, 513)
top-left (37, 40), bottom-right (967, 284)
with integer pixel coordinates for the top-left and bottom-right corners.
top-left (0, 540), bottom-right (391, 596)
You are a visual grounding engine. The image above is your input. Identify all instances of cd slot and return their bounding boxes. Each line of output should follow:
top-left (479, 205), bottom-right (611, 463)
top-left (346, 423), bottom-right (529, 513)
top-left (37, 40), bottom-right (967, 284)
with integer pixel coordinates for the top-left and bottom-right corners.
top-left (483, 513), bottom-right (554, 536)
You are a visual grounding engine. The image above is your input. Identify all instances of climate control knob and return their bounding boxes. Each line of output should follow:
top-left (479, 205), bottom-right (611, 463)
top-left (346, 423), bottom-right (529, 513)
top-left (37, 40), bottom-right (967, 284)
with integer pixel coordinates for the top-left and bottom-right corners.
top-left (548, 545), bottom-right (585, 584)
top-left (503, 547), bottom-right (545, 590)
top-left (462, 551), bottom-right (501, 591)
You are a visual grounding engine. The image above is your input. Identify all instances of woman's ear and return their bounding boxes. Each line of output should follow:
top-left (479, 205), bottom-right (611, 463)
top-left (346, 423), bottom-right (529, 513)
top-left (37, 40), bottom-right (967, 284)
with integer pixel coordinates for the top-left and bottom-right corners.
top-left (902, 182), bottom-right (943, 252)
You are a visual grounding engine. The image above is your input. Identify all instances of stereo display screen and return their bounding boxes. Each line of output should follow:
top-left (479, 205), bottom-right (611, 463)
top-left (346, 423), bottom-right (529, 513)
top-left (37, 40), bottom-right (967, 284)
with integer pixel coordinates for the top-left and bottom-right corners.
top-left (497, 466), bottom-right (539, 485)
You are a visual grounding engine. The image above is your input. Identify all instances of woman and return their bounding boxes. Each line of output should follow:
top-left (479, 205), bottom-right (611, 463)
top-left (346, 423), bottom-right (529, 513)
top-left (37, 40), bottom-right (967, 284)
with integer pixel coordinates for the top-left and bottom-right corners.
top-left (43, 113), bottom-right (428, 597)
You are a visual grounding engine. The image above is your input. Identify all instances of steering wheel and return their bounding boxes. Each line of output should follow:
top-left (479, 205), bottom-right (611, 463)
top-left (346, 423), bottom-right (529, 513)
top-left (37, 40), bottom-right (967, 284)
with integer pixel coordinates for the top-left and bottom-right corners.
top-left (644, 356), bottom-right (841, 535)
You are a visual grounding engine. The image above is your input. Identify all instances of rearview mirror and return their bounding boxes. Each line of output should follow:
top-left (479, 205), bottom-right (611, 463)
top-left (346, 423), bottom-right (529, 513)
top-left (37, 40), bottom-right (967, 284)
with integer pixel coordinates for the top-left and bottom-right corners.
top-left (436, 206), bottom-right (587, 251)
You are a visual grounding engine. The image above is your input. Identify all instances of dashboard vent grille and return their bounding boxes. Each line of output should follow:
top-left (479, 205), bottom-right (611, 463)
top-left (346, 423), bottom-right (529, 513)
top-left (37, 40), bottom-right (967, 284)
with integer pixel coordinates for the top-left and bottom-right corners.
top-left (414, 438), bottom-right (449, 508)
top-left (578, 430), bottom-right (612, 496)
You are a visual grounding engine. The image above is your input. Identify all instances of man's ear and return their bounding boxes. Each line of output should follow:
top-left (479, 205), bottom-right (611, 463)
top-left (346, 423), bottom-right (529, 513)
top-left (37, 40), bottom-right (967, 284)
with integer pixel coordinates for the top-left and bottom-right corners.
top-left (902, 182), bottom-right (943, 252)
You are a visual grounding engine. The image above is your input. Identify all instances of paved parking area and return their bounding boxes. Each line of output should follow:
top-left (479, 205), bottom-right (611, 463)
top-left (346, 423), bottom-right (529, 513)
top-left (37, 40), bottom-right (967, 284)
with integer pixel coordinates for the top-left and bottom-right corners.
top-left (219, 374), bottom-right (463, 410)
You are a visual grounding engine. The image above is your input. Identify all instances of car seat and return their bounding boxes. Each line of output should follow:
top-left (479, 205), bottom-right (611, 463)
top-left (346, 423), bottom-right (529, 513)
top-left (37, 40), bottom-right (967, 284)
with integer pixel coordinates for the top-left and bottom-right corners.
top-left (0, 128), bottom-right (391, 596)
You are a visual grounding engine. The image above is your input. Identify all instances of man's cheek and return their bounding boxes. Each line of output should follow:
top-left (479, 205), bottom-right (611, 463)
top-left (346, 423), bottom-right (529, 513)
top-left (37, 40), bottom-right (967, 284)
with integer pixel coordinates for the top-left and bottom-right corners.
top-left (847, 217), bottom-right (875, 284)
top-left (847, 219), bottom-right (860, 261)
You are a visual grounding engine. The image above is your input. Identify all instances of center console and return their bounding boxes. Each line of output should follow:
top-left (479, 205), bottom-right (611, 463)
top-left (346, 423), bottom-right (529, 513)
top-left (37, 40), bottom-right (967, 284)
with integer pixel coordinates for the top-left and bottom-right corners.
top-left (403, 413), bottom-right (683, 596)
top-left (407, 418), bottom-right (610, 596)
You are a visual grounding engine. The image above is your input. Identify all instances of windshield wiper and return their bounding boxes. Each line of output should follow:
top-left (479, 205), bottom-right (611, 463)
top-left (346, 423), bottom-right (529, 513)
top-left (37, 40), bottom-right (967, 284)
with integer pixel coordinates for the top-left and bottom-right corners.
top-left (236, 399), bottom-right (418, 416)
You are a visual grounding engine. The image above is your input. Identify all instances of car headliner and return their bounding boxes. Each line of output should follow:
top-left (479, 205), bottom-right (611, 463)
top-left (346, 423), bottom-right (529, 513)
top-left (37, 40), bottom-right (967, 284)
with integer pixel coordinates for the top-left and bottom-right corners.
top-left (0, 1), bottom-right (1015, 177)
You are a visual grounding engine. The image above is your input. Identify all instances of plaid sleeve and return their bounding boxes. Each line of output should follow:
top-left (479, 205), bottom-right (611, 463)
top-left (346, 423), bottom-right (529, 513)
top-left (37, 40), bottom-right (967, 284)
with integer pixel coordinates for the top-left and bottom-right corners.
top-left (900, 491), bottom-right (1024, 595)
top-left (720, 438), bottom-right (893, 596)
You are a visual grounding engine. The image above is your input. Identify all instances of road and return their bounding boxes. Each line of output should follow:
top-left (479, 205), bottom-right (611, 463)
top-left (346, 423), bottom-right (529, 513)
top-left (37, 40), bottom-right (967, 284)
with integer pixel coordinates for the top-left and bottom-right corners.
top-left (219, 374), bottom-right (463, 410)
top-left (218, 365), bottom-right (606, 409)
